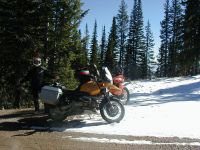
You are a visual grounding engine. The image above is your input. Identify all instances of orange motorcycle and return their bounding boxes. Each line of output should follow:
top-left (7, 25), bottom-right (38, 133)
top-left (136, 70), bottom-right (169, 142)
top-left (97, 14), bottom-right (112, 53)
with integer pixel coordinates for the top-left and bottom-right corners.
top-left (40, 69), bottom-right (125, 123)
top-left (76, 66), bottom-right (129, 105)
top-left (112, 73), bottom-right (130, 105)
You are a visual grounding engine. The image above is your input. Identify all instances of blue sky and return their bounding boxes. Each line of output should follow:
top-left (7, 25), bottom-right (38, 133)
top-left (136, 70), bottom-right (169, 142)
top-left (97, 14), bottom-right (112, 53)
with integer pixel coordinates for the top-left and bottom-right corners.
top-left (80, 0), bottom-right (166, 55)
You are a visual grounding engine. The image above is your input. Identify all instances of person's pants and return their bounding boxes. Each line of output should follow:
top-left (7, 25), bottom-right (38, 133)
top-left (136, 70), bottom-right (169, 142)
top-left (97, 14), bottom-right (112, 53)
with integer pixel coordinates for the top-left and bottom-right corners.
top-left (32, 90), bottom-right (40, 111)
top-left (14, 88), bottom-right (21, 108)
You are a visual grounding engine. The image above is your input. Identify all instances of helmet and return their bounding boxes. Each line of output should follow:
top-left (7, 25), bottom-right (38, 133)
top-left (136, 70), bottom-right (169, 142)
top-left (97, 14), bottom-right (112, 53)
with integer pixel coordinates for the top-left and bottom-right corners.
top-left (33, 57), bottom-right (41, 67)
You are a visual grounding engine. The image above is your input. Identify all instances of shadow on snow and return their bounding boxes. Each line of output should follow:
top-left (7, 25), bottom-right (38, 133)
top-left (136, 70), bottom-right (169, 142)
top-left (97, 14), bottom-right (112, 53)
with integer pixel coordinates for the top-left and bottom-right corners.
top-left (127, 81), bottom-right (200, 107)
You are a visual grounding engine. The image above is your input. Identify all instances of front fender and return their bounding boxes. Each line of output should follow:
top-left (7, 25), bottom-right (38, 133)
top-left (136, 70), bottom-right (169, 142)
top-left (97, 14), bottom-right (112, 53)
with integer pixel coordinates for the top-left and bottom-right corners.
top-left (101, 95), bottom-right (121, 104)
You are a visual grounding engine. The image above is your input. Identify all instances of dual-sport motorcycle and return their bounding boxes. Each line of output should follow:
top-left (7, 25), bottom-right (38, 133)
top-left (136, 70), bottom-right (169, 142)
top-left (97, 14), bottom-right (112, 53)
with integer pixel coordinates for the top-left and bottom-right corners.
top-left (112, 73), bottom-right (130, 105)
top-left (77, 66), bottom-right (130, 105)
top-left (40, 69), bottom-right (125, 123)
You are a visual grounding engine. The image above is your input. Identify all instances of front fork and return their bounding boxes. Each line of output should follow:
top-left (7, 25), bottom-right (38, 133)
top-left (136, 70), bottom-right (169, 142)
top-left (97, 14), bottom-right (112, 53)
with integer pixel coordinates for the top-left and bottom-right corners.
top-left (102, 95), bottom-right (116, 112)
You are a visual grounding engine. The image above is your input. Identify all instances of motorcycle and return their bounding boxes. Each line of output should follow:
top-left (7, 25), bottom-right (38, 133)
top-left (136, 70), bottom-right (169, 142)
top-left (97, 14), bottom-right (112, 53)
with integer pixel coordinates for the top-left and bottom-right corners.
top-left (76, 66), bottom-right (130, 105)
top-left (112, 74), bottom-right (130, 105)
top-left (40, 77), bottom-right (125, 123)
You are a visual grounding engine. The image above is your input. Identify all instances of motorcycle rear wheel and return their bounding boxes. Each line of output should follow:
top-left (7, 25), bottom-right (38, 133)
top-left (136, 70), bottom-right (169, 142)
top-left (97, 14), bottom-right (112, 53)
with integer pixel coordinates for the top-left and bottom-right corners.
top-left (119, 87), bottom-right (130, 105)
top-left (100, 98), bottom-right (125, 123)
top-left (48, 107), bottom-right (66, 122)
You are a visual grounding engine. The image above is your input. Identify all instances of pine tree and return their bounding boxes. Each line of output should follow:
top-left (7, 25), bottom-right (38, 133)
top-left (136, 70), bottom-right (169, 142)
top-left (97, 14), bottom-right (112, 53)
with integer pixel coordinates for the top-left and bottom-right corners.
top-left (145, 21), bottom-right (155, 79)
top-left (105, 17), bottom-right (118, 73)
top-left (0, 0), bottom-right (46, 106)
top-left (137, 0), bottom-right (146, 79)
top-left (0, 0), bottom-right (88, 107)
top-left (157, 0), bottom-right (171, 77)
top-left (72, 30), bottom-right (88, 69)
top-left (168, 0), bottom-right (184, 77)
top-left (125, 0), bottom-right (138, 79)
top-left (116, 0), bottom-right (129, 68)
top-left (125, 0), bottom-right (145, 79)
top-left (183, 0), bottom-right (200, 75)
top-left (51, 0), bottom-right (87, 88)
top-left (90, 20), bottom-right (99, 66)
top-left (100, 26), bottom-right (107, 67)
top-left (82, 24), bottom-right (90, 63)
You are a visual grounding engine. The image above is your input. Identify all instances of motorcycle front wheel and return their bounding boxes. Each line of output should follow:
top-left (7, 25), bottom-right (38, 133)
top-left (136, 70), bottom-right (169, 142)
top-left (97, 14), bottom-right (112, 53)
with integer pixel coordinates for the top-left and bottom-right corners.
top-left (100, 98), bottom-right (125, 123)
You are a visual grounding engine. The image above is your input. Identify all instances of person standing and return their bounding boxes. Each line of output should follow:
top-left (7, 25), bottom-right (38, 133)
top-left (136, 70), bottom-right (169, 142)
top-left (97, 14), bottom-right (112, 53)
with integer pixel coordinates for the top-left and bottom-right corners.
top-left (19, 56), bottom-right (47, 111)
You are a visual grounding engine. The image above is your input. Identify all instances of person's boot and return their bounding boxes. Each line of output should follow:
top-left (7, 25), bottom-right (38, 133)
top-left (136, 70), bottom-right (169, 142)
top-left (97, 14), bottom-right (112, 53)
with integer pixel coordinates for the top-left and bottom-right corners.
top-left (34, 99), bottom-right (40, 113)
top-left (13, 101), bottom-right (20, 109)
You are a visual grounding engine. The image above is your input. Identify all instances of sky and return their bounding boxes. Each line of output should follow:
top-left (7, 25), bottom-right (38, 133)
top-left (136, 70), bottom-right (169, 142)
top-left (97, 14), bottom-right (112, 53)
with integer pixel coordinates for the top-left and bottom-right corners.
top-left (80, 0), bottom-right (166, 56)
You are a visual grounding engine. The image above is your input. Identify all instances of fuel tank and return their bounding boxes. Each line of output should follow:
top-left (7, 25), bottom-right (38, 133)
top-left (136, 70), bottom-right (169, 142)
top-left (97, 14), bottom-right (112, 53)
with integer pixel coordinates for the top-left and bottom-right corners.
top-left (79, 81), bottom-right (101, 96)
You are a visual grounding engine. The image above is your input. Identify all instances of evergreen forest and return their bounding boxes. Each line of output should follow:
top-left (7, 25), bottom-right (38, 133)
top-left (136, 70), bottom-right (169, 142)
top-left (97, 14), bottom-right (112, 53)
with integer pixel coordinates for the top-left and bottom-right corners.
top-left (0, 0), bottom-right (199, 109)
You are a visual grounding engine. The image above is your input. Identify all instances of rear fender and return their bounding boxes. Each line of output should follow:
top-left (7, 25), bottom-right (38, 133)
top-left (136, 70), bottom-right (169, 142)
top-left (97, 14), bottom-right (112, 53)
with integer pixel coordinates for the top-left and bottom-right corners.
top-left (108, 84), bottom-right (123, 95)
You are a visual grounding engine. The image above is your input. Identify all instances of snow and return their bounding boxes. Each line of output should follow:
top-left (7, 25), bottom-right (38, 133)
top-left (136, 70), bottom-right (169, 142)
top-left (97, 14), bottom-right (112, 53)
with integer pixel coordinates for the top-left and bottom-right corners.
top-left (63, 136), bottom-right (200, 146)
top-left (61, 75), bottom-right (200, 139)
top-left (35, 75), bottom-right (200, 139)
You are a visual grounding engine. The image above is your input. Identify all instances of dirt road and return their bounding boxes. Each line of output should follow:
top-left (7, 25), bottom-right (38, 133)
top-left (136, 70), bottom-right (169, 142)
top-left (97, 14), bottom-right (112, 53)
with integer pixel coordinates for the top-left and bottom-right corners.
top-left (0, 109), bottom-right (199, 150)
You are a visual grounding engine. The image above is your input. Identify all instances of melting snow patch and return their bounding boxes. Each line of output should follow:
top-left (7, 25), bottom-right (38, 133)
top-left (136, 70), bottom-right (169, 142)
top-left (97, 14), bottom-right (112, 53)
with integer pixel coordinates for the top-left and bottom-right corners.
top-left (67, 136), bottom-right (200, 146)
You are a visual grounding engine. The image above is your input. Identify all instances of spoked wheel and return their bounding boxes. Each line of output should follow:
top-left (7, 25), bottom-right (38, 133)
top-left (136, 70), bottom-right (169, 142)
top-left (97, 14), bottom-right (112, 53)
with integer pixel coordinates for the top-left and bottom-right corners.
top-left (48, 107), bottom-right (66, 122)
top-left (119, 87), bottom-right (130, 105)
top-left (100, 98), bottom-right (125, 123)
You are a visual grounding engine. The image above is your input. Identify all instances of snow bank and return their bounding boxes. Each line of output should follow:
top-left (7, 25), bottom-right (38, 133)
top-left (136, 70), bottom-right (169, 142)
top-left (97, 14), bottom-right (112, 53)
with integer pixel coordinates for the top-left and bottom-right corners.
top-left (34, 75), bottom-right (200, 139)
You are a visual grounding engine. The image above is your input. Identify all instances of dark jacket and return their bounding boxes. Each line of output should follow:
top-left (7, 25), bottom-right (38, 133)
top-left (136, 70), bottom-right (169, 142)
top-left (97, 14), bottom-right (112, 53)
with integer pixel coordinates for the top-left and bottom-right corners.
top-left (21, 66), bottom-right (49, 92)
